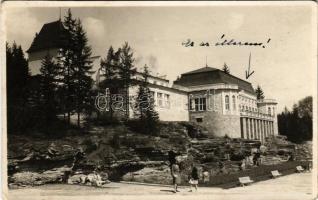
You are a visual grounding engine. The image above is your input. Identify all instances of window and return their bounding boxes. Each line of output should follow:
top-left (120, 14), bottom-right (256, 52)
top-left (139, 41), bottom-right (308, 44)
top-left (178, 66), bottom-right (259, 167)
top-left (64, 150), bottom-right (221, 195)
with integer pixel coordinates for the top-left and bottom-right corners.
top-left (232, 95), bottom-right (236, 110)
top-left (150, 91), bottom-right (155, 98)
top-left (225, 95), bottom-right (230, 110)
top-left (268, 107), bottom-right (271, 115)
top-left (191, 97), bottom-right (206, 111)
top-left (164, 94), bottom-right (170, 108)
top-left (149, 91), bottom-right (155, 104)
top-left (157, 93), bottom-right (163, 107)
top-left (196, 117), bottom-right (203, 123)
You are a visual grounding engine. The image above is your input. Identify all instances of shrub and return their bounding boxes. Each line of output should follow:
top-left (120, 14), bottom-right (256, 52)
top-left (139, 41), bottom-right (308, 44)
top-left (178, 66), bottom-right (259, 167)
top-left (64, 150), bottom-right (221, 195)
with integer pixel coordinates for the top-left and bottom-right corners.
top-left (82, 138), bottom-right (98, 153)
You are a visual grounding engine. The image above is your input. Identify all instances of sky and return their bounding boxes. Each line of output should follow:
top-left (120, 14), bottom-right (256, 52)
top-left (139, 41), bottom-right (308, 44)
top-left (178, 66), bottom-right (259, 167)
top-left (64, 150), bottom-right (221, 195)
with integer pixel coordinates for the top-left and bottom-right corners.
top-left (5, 4), bottom-right (316, 112)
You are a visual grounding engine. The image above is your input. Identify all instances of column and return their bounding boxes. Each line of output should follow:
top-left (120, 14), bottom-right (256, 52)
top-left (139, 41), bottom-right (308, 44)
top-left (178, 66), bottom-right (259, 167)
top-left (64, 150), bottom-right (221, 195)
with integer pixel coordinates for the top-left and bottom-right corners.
top-left (268, 121), bottom-right (270, 136)
top-left (254, 119), bottom-right (257, 139)
top-left (250, 118), bottom-right (254, 139)
top-left (242, 118), bottom-right (246, 139)
top-left (240, 118), bottom-right (244, 138)
top-left (264, 121), bottom-right (267, 139)
top-left (271, 122), bottom-right (274, 136)
top-left (263, 121), bottom-right (266, 141)
top-left (246, 118), bottom-right (250, 139)
top-left (260, 120), bottom-right (264, 143)
top-left (257, 120), bottom-right (260, 140)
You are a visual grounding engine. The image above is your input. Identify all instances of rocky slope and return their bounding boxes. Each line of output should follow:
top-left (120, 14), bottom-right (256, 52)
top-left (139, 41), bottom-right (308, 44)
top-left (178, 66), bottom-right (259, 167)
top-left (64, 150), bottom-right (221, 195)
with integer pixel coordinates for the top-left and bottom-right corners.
top-left (8, 122), bottom-right (309, 187)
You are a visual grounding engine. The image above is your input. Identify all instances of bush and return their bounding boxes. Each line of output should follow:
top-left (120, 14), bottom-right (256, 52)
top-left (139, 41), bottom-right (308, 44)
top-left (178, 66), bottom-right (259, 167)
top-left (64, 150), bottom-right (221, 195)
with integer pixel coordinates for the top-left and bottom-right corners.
top-left (82, 138), bottom-right (98, 153)
top-left (88, 112), bottom-right (121, 126)
top-left (110, 134), bottom-right (121, 149)
top-left (125, 119), bottom-right (158, 136)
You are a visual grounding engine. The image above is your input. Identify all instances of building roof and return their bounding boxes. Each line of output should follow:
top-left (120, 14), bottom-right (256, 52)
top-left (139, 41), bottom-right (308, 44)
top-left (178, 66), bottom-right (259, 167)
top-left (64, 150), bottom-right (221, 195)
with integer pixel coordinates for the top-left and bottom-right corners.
top-left (181, 66), bottom-right (218, 75)
top-left (27, 20), bottom-right (68, 53)
top-left (173, 66), bottom-right (256, 94)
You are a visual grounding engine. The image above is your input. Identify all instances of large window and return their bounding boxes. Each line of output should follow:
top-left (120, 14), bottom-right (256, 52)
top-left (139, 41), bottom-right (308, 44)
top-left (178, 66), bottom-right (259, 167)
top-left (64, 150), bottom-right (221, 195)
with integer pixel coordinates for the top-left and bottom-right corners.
top-left (225, 95), bottom-right (230, 110)
top-left (232, 95), bottom-right (236, 110)
top-left (191, 97), bottom-right (206, 111)
top-left (157, 93), bottom-right (163, 107)
top-left (164, 94), bottom-right (170, 108)
top-left (268, 107), bottom-right (271, 115)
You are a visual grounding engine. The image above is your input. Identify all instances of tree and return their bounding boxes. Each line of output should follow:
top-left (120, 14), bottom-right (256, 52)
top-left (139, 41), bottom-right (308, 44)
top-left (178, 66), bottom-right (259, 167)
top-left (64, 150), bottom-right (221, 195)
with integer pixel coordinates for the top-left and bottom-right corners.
top-left (255, 85), bottom-right (265, 100)
top-left (118, 42), bottom-right (136, 119)
top-left (100, 46), bottom-right (121, 120)
top-left (72, 19), bottom-right (94, 127)
top-left (278, 96), bottom-right (312, 143)
top-left (222, 63), bottom-right (230, 74)
top-left (135, 65), bottom-right (159, 135)
top-left (6, 42), bottom-right (30, 133)
top-left (39, 55), bottom-right (59, 129)
top-left (297, 96), bottom-right (312, 118)
top-left (59, 8), bottom-right (77, 126)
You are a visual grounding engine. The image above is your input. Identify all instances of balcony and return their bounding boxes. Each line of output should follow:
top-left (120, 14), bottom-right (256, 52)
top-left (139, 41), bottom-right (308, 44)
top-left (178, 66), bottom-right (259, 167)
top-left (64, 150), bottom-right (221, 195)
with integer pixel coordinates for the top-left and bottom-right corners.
top-left (240, 110), bottom-right (274, 120)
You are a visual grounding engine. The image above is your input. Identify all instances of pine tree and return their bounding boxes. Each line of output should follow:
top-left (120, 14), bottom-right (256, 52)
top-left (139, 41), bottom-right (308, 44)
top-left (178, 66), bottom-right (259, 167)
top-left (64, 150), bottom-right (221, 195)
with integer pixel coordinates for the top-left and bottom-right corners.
top-left (135, 65), bottom-right (159, 135)
top-left (118, 42), bottom-right (136, 119)
top-left (39, 55), bottom-right (59, 129)
top-left (222, 63), bottom-right (230, 74)
top-left (255, 85), bottom-right (265, 100)
top-left (100, 46), bottom-right (121, 120)
top-left (73, 19), bottom-right (94, 127)
top-left (6, 42), bottom-right (30, 133)
top-left (59, 8), bottom-right (77, 126)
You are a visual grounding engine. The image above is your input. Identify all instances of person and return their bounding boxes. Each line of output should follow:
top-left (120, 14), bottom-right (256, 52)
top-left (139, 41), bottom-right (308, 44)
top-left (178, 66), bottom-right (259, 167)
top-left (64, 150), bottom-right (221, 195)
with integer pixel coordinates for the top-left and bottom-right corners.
top-left (218, 161), bottom-right (225, 174)
top-left (189, 166), bottom-right (199, 192)
top-left (171, 161), bottom-right (181, 193)
top-left (71, 148), bottom-right (85, 171)
top-left (239, 159), bottom-right (246, 171)
top-left (202, 170), bottom-right (210, 183)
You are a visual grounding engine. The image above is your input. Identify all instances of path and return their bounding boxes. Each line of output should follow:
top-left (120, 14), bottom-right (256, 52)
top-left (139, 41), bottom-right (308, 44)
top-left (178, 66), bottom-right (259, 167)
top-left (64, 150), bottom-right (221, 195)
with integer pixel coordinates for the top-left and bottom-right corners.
top-left (6, 172), bottom-right (313, 200)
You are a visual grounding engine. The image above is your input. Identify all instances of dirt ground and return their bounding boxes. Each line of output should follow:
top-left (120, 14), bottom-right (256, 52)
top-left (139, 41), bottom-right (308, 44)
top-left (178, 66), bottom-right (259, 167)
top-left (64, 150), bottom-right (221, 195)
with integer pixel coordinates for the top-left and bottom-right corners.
top-left (6, 172), bottom-right (314, 200)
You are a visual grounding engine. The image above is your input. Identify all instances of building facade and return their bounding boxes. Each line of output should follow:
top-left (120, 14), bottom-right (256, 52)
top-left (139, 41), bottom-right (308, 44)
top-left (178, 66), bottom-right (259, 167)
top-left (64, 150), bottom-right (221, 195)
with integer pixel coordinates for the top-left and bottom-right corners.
top-left (27, 20), bottom-right (278, 142)
top-left (172, 67), bottom-right (278, 140)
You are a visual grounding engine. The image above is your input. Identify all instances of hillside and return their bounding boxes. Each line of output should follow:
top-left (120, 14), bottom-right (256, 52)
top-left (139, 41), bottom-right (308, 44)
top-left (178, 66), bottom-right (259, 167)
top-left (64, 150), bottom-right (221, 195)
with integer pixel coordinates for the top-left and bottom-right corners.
top-left (7, 122), bottom-right (311, 187)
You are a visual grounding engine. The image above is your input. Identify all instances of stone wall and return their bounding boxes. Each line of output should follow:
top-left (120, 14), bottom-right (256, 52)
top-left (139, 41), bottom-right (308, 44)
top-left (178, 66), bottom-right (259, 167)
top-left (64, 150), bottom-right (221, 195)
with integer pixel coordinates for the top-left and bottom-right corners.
top-left (190, 111), bottom-right (241, 138)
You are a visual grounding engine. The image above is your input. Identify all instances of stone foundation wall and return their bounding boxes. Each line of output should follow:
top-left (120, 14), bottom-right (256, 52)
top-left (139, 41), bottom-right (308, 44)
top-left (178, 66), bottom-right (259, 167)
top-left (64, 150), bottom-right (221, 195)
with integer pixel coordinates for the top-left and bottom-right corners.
top-left (190, 111), bottom-right (241, 138)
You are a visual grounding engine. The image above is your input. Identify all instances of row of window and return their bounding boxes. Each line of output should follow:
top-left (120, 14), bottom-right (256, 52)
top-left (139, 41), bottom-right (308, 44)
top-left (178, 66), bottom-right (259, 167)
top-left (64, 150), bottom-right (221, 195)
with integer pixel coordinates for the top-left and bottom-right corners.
top-left (238, 95), bottom-right (257, 105)
top-left (239, 105), bottom-right (275, 116)
top-left (240, 105), bottom-right (257, 112)
top-left (153, 92), bottom-right (170, 108)
top-left (190, 97), bottom-right (206, 111)
top-left (224, 95), bottom-right (236, 111)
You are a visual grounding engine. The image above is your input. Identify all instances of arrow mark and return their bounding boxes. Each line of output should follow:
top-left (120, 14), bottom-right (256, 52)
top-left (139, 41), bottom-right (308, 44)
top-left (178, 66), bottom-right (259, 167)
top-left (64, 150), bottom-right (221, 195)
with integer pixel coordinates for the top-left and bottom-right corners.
top-left (245, 52), bottom-right (255, 79)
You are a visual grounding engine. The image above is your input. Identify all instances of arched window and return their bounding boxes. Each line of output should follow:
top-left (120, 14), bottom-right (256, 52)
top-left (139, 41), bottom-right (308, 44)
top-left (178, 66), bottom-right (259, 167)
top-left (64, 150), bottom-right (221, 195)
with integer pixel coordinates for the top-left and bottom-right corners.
top-left (268, 107), bottom-right (271, 115)
top-left (225, 95), bottom-right (230, 110)
top-left (232, 95), bottom-right (236, 110)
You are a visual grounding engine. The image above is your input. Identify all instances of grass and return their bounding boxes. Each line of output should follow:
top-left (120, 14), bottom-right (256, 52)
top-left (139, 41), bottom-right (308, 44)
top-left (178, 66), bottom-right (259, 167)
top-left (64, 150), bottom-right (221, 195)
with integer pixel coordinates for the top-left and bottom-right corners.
top-left (200, 161), bottom-right (309, 188)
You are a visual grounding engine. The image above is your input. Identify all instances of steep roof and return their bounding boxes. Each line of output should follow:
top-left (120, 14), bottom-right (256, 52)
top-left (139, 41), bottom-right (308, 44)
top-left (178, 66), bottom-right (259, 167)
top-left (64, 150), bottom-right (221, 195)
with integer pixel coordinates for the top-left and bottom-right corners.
top-left (27, 20), bottom-right (68, 53)
top-left (173, 67), bottom-right (255, 94)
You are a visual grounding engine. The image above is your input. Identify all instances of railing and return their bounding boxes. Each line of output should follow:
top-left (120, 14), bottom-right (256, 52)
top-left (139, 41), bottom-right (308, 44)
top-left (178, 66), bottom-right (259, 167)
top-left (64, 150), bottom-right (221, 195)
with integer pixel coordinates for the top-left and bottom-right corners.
top-left (240, 110), bottom-right (274, 120)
